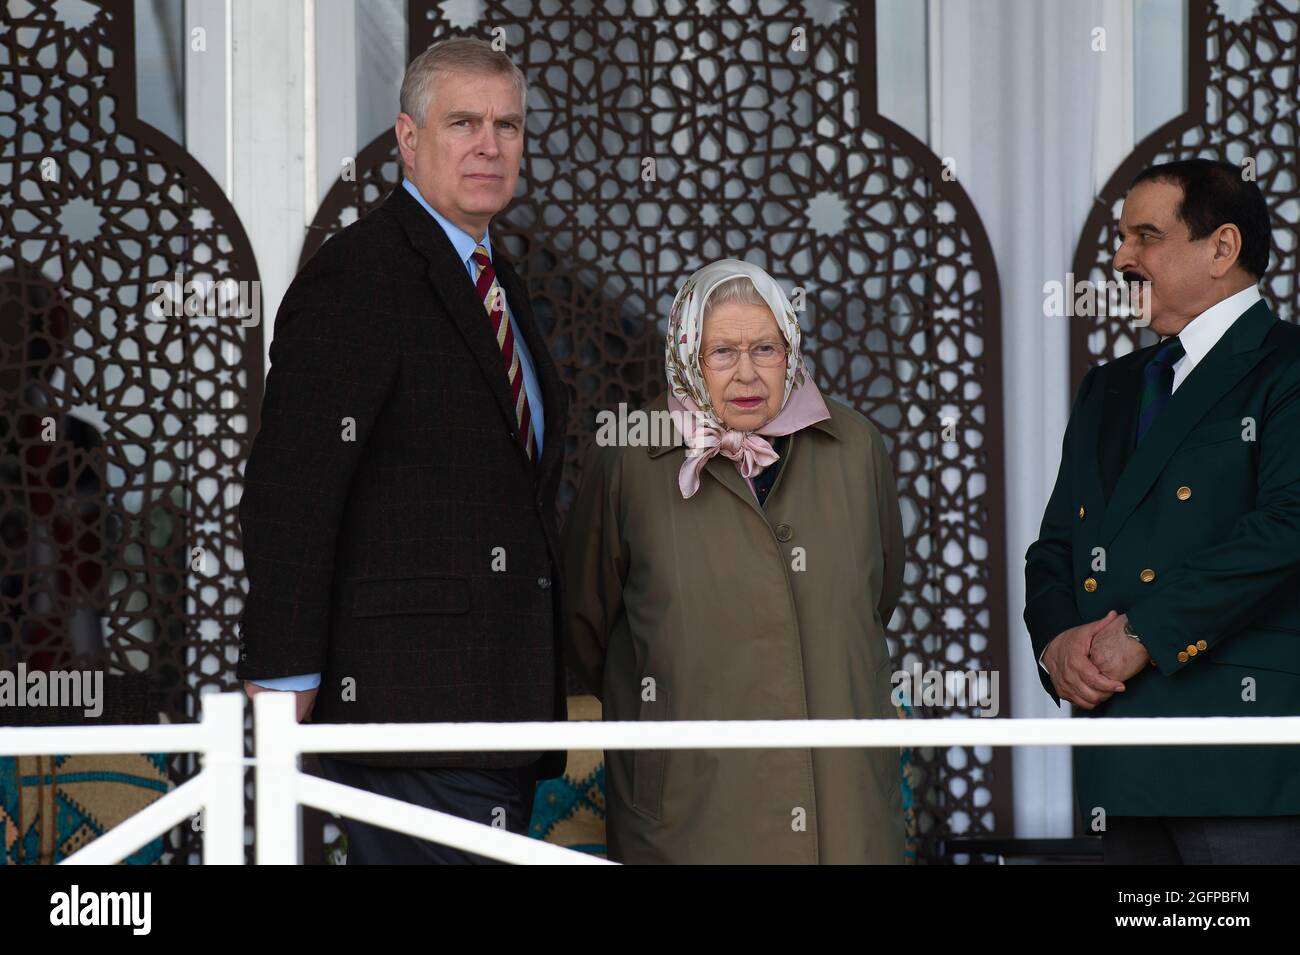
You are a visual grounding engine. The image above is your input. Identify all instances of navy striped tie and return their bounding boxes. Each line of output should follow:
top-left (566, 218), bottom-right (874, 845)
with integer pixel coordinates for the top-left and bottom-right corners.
top-left (1135, 336), bottom-right (1185, 442)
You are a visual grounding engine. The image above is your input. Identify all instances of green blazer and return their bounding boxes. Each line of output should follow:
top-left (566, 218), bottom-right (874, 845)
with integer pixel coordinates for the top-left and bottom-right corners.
top-left (1025, 299), bottom-right (1300, 817)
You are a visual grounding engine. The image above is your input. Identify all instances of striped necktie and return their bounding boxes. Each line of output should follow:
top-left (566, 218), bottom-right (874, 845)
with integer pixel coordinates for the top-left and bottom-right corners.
top-left (1135, 336), bottom-right (1185, 442)
top-left (470, 244), bottom-right (535, 461)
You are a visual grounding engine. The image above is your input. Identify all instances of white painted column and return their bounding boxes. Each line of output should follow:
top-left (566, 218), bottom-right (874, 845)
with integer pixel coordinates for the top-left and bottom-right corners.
top-left (228, 0), bottom-right (310, 369)
top-left (1097, 0), bottom-right (1137, 190)
top-left (314, 0), bottom-right (358, 207)
top-left (184, 0), bottom-right (231, 192)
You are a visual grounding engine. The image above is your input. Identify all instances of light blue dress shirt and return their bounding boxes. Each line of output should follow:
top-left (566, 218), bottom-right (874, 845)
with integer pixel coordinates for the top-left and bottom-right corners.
top-left (249, 180), bottom-right (545, 693)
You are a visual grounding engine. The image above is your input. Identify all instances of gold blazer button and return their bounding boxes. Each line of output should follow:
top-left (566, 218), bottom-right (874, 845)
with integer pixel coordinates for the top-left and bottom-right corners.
top-left (1196, 639), bottom-right (1208, 651)
top-left (1078, 505), bottom-right (1086, 519)
top-left (1177, 651), bottom-right (1189, 663)
top-left (1139, 568), bottom-right (1156, 583)
top-left (1083, 577), bottom-right (1098, 592)
top-left (1176, 485), bottom-right (1192, 501)
top-left (1186, 644), bottom-right (1198, 657)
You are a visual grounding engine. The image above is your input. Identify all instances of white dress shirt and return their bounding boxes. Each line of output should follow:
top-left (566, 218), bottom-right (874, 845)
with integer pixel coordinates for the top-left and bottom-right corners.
top-left (1170, 284), bottom-right (1261, 391)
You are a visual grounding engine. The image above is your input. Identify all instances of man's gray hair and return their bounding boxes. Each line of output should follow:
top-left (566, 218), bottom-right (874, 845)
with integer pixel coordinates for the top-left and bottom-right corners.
top-left (400, 37), bottom-right (528, 128)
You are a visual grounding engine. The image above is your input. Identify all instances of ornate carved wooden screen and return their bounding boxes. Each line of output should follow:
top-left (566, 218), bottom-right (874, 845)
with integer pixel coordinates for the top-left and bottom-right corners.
top-left (1071, 0), bottom-right (1299, 384)
top-left (1, 0), bottom-right (263, 863)
top-left (305, 0), bottom-right (1009, 863)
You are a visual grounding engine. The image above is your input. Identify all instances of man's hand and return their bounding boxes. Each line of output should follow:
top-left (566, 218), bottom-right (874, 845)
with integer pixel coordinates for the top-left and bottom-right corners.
top-left (1087, 612), bottom-right (1150, 685)
top-left (243, 681), bottom-right (318, 722)
top-left (1041, 610), bottom-right (1126, 710)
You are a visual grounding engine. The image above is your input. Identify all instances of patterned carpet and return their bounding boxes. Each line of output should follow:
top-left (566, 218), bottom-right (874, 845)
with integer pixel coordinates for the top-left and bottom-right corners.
top-left (0, 753), bottom-right (169, 864)
top-left (529, 694), bottom-right (608, 855)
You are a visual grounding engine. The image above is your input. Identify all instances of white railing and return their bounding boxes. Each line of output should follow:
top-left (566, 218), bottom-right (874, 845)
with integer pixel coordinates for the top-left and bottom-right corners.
top-left (0, 693), bottom-right (246, 865)
top-left (3, 691), bottom-right (1300, 864)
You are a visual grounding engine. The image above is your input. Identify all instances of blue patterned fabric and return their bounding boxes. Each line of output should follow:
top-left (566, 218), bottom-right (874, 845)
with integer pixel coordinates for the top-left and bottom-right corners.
top-left (530, 763), bottom-right (607, 855)
top-left (0, 753), bottom-right (169, 864)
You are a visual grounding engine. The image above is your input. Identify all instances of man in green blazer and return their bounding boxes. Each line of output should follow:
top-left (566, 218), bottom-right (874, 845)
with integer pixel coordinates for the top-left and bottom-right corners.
top-left (1025, 159), bottom-right (1300, 863)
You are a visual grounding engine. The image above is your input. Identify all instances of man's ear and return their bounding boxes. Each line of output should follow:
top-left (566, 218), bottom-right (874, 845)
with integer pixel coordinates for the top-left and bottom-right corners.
top-left (394, 112), bottom-right (418, 168)
top-left (1208, 223), bottom-right (1243, 278)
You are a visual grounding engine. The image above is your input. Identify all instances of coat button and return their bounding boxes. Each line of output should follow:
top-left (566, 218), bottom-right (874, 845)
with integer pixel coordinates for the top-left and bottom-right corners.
top-left (1078, 505), bottom-right (1086, 519)
top-left (1196, 639), bottom-right (1208, 651)
top-left (537, 576), bottom-right (551, 589)
top-left (1177, 650), bottom-right (1189, 663)
top-left (1176, 485), bottom-right (1192, 501)
top-left (774, 522), bottom-right (793, 542)
top-left (1186, 643), bottom-right (1198, 657)
top-left (1139, 568), bottom-right (1155, 583)
top-left (1083, 577), bottom-right (1098, 592)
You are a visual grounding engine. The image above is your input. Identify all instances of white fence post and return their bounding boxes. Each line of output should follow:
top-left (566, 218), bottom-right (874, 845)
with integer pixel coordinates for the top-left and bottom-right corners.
top-left (254, 691), bottom-right (301, 864)
top-left (200, 692), bottom-right (247, 864)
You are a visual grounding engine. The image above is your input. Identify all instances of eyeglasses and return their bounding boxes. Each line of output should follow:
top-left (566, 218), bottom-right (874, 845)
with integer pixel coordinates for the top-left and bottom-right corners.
top-left (700, 341), bottom-right (788, 371)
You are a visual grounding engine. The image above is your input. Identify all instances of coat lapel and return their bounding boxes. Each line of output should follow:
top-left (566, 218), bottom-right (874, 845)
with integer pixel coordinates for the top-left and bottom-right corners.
top-left (383, 185), bottom-right (526, 456)
top-left (1097, 300), bottom-right (1277, 546)
top-left (1097, 354), bottom-right (1143, 501)
top-left (704, 453), bottom-right (766, 518)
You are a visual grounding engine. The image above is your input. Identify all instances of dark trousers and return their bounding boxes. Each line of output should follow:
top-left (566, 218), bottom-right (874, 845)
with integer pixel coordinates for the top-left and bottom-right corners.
top-left (1103, 815), bottom-right (1300, 864)
top-left (316, 756), bottom-right (538, 864)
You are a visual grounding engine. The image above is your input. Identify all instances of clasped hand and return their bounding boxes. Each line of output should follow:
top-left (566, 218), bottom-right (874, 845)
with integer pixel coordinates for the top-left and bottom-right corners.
top-left (1041, 610), bottom-right (1151, 710)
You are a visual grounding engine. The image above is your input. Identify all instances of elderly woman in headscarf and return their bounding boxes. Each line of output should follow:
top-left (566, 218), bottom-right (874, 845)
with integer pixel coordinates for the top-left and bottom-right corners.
top-left (563, 259), bottom-right (906, 864)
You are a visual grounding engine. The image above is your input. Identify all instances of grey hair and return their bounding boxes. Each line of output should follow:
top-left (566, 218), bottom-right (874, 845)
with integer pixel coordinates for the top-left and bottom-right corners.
top-left (400, 37), bottom-right (528, 129)
top-left (702, 276), bottom-right (770, 321)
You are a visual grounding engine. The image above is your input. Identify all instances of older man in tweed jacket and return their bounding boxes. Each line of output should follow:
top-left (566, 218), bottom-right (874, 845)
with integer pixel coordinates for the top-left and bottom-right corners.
top-left (236, 38), bottom-right (568, 864)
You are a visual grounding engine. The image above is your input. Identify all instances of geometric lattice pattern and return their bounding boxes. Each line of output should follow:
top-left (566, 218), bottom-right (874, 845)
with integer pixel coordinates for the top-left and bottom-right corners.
top-left (304, 0), bottom-right (1010, 862)
top-left (1071, 0), bottom-right (1300, 383)
top-left (1, 0), bottom-right (264, 863)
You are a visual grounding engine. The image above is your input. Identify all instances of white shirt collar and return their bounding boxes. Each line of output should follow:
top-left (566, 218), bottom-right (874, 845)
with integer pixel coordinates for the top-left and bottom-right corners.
top-left (1174, 284), bottom-right (1261, 368)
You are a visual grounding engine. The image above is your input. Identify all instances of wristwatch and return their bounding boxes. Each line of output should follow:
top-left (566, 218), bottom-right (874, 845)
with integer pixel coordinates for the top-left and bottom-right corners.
top-left (1123, 620), bottom-right (1142, 644)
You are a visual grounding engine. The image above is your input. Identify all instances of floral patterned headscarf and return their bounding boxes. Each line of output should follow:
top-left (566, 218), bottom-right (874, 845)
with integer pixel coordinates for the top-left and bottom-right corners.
top-left (664, 259), bottom-right (830, 499)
